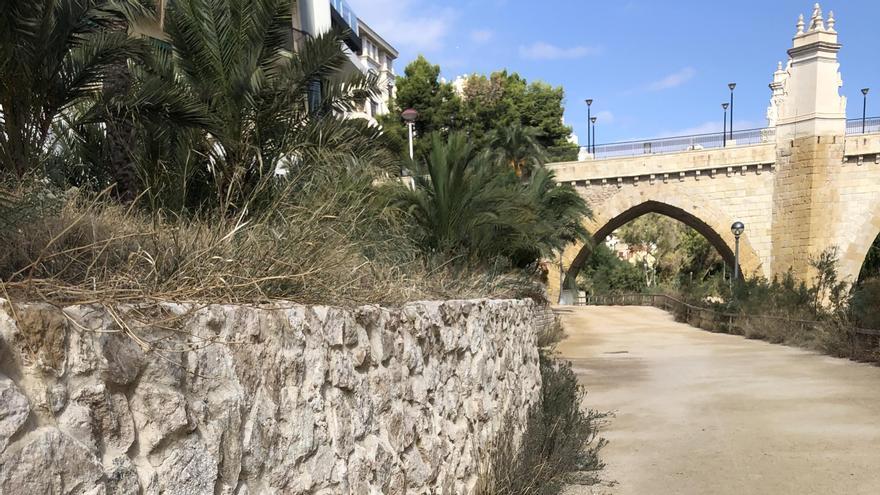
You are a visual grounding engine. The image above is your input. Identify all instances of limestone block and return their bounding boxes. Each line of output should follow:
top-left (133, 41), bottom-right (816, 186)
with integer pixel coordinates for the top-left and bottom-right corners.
top-left (0, 428), bottom-right (104, 494)
top-left (0, 375), bottom-right (29, 453)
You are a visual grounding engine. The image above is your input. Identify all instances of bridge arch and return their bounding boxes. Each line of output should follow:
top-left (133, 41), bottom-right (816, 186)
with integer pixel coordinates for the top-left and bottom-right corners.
top-left (552, 184), bottom-right (765, 303)
top-left (839, 199), bottom-right (880, 285)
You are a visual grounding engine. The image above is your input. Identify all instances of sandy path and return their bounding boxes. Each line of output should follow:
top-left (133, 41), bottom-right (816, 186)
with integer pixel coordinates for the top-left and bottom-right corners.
top-left (556, 305), bottom-right (880, 495)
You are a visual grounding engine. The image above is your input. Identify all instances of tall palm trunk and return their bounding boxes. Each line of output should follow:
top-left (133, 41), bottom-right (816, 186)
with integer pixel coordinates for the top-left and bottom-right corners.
top-left (104, 18), bottom-right (138, 202)
top-left (105, 67), bottom-right (139, 201)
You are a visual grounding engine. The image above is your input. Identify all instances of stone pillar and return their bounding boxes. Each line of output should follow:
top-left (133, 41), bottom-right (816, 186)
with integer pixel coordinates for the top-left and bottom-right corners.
top-left (770, 4), bottom-right (847, 281)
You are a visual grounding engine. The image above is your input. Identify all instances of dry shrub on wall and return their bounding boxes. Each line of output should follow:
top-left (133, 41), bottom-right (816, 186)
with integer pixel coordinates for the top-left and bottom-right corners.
top-left (478, 322), bottom-right (609, 495)
top-left (0, 174), bottom-right (538, 307)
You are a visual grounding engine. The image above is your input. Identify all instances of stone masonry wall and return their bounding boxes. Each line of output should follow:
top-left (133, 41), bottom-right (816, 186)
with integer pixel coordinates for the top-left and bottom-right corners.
top-left (0, 299), bottom-right (542, 494)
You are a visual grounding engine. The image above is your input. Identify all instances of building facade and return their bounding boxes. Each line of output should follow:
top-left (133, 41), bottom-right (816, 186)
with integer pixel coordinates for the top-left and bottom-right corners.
top-left (294, 0), bottom-right (398, 124)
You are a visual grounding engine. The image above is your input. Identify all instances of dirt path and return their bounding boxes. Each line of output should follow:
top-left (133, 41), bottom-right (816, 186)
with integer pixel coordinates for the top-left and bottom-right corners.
top-left (556, 306), bottom-right (880, 495)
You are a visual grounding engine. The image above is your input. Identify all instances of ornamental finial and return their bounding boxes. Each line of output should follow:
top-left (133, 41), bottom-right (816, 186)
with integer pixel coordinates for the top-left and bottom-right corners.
top-left (796, 14), bottom-right (805, 35)
top-left (810, 3), bottom-right (825, 31)
top-left (827, 10), bottom-right (836, 33)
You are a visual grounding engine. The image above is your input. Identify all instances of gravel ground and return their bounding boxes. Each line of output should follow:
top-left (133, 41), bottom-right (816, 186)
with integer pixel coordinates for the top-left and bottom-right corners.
top-left (556, 305), bottom-right (880, 495)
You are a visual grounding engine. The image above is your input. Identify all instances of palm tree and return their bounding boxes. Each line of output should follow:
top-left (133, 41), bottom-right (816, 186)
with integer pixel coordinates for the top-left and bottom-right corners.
top-left (388, 132), bottom-right (550, 261)
top-left (0, 0), bottom-right (148, 177)
top-left (159, 0), bottom-right (384, 211)
top-left (487, 123), bottom-right (547, 178)
top-left (524, 167), bottom-right (591, 255)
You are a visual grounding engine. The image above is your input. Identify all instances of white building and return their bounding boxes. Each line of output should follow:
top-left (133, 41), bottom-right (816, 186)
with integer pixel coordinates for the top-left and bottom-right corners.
top-left (294, 0), bottom-right (399, 124)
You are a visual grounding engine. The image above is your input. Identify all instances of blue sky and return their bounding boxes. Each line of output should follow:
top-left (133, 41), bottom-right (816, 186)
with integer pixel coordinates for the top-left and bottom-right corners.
top-left (348, 0), bottom-right (880, 145)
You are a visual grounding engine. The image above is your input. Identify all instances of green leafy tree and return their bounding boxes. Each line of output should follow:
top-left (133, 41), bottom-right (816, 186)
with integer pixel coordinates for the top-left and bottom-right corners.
top-left (0, 0), bottom-right (148, 177)
top-left (578, 244), bottom-right (646, 294)
top-left (459, 71), bottom-right (579, 161)
top-left (380, 56), bottom-right (460, 160)
top-left (383, 58), bottom-right (579, 164)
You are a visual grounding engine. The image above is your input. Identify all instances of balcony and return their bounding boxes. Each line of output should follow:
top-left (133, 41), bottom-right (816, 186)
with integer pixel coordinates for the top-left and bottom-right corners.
top-left (330, 0), bottom-right (361, 52)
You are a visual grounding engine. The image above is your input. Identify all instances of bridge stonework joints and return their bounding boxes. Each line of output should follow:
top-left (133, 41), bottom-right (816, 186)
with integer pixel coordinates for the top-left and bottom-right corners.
top-left (547, 4), bottom-right (880, 303)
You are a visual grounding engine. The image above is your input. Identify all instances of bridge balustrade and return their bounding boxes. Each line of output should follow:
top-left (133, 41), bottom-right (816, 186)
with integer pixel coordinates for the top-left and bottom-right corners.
top-left (580, 118), bottom-right (880, 161)
top-left (583, 128), bottom-right (775, 160)
top-left (846, 117), bottom-right (880, 135)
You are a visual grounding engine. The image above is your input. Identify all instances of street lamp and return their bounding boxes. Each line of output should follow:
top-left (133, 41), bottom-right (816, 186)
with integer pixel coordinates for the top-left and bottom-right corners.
top-left (862, 88), bottom-right (870, 134)
top-left (585, 99), bottom-right (593, 154)
top-left (590, 116), bottom-right (597, 155)
top-left (722, 103), bottom-right (729, 147)
top-left (401, 108), bottom-right (418, 160)
top-left (728, 83), bottom-right (736, 139)
top-left (731, 221), bottom-right (745, 283)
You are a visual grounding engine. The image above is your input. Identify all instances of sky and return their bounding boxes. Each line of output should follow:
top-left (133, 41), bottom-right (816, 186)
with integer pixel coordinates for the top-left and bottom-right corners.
top-left (347, 0), bottom-right (880, 145)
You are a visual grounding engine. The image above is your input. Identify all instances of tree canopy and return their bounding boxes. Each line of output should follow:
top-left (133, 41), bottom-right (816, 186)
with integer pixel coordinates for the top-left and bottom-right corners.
top-left (380, 56), bottom-right (579, 163)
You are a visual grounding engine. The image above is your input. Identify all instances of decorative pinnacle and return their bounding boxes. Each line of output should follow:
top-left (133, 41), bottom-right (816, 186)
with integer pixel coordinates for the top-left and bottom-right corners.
top-left (827, 10), bottom-right (836, 32)
top-left (796, 14), bottom-right (805, 35)
top-left (777, 61), bottom-right (783, 71)
top-left (810, 3), bottom-right (825, 31)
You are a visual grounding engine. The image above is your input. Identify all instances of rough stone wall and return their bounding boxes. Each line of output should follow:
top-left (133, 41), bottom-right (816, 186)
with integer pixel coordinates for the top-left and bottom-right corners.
top-left (0, 299), bottom-right (541, 494)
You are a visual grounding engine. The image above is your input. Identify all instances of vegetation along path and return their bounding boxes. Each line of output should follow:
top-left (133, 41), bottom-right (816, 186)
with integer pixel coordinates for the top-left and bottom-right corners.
top-left (557, 306), bottom-right (880, 495)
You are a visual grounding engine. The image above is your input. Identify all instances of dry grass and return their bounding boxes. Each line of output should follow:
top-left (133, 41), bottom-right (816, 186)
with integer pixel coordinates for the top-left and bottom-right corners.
top-left (0, 178), bottom-right (542, 307)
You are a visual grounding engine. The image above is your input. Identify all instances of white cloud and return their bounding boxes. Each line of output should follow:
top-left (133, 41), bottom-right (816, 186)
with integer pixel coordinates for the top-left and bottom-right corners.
top-left (518, 41), bottom-right (601, 60)
top-left (470, 29), bottom-right (494, 43)
top-left (347, 0), bottom-right (455, 52)
top-left (645, 67), bottom-right (697, 92)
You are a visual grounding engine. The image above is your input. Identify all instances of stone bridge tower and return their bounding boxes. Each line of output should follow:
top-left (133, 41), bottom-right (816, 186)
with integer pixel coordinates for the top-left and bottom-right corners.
top-left (770, 4), bottom-right (847, 280)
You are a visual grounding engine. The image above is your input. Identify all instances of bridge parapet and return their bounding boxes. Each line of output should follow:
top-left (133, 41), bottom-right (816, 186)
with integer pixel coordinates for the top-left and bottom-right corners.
top-left (547, 142), bottom-right (776, 183)
top-left (844, 132), bottom-right (880, 159)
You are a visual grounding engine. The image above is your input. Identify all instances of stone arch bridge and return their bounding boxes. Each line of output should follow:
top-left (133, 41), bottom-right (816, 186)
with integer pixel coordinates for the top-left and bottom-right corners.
top-left (547, 3), bottom-right (880, 303)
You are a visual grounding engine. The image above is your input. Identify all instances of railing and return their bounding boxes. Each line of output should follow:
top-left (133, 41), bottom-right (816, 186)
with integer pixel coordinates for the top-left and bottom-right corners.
top-left (575, 119), bottom-right (878, 161)
top-left (581, 293), bottom-right (880, 339)
top-left (581, 127), bottom-right (775, 160)
top-left (846, 117), bottom-right (880, 135)
top-left (330, 0), bottom-right (359, 35)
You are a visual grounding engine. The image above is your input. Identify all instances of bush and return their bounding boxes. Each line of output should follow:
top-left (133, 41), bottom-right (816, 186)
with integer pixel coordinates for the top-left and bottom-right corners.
top-left (479, 321), bottom-right (607, 495)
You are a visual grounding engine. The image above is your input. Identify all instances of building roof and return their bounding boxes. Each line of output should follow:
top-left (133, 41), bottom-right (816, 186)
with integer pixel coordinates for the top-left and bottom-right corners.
top-left (356, 18), bottom-right (399, 59)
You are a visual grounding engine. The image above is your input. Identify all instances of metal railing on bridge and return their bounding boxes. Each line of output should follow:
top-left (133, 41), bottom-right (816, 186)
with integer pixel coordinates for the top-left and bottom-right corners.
top-left (581, 127), bottom-right (775, 160)
top-left (579, 118), bottom-right (880, 161)
top-left (580, 292), bottom-right (880, 340)
top-left (846, 117), bottom-right (880, 135)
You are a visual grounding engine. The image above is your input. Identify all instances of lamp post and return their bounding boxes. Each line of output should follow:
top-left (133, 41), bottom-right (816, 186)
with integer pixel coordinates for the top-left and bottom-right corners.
top-left (728, 83), bottom-right (736, 139)
top-left (401, 108), bottom-right (418, 160)
top-left (585, 99), bottom-right (593, 155)
top-left (731, 221), bottom-right (745, 284)
top-left (590, 116), bottom-right (597, 155)
top-left (722, 103), bottom-right (729, 147)
top-left (862, 88), bottom-right (870, 134)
